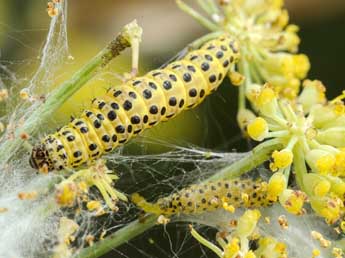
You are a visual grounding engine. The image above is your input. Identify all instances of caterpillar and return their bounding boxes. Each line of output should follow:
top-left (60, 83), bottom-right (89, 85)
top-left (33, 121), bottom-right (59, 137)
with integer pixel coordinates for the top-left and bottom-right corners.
top-left (30, 34), bottom-right (240, 172)
top-left (132, 179), bottom-right (274, 216)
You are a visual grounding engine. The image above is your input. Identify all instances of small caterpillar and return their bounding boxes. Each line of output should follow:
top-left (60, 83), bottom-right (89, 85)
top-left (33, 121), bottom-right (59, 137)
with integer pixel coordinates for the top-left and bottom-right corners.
top-left (30, 35), bottom-right (240, 172)
top-left (132, 179), bottom-right (274, 215)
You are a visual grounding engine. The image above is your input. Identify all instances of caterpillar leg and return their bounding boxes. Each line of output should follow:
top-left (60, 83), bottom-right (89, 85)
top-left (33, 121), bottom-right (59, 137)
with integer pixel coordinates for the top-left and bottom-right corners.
top-left (228, 68), bottom-right (245, 86)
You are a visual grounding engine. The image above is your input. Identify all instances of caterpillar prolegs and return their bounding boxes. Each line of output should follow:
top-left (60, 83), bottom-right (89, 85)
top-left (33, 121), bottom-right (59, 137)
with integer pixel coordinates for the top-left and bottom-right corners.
top-left (30, 35), bottom-right (240, 172)
top-left (132, 179), bottom-right (274, 216)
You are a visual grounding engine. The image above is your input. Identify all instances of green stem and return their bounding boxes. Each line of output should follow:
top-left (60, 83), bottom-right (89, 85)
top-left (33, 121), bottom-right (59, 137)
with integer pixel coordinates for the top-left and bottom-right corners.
top-left (207, 138), bottom-right (282, 181)
top-left (75, 140), bottom-right (282, 258)
top-left (293, 143), bottom-right (307, 191)
top-left (75, 214), bottom-right (158, 258)
top-left (0, 21), bottom-right (140, 165)
top-left (197, 0), bottom-right (220, 17)
top-left (176, 0), bottom-right (219, 31)
top-left (190, 226), bottom-right (223, 257)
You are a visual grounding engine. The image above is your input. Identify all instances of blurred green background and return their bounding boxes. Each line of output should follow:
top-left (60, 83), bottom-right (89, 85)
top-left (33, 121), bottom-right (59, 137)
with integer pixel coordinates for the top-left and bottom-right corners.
top-left (1, 1), bottom-right (345, 257)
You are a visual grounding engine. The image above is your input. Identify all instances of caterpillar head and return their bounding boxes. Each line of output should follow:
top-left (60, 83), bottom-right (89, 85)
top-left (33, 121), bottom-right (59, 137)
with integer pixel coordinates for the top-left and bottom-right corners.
top-left (30, 144), bottom-right (54, 173)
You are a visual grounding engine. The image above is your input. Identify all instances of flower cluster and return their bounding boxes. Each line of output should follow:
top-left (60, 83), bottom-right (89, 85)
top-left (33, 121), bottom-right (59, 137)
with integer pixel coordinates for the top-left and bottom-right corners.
top-left (245, 80), bottom-right (345, 223)
top-left (189, 209), bottom-right (288, 258)
top-left (219, 0), bottom-right (310, 99)
top-left (55, 160), bottom-right (127, 212)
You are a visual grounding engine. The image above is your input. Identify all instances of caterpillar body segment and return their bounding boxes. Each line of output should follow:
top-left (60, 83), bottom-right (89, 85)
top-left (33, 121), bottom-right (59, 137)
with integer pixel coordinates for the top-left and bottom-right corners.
top-left (132, 179), bottom-right (274, 216)
top-left (30, 35), bottom-right (240, 172)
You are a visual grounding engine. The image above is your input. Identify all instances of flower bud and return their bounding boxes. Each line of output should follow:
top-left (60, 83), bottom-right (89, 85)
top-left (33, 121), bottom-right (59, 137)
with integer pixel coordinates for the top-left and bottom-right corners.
top-left (298, 80), bottom-right (326, 113)
top-left (310, 105), bottom-right (338, 128)
top-left (224, 238), bottom-right (240, 257)
top-left (244, 251), bottom-right (256, 258)
top-left (247, 117), bottom-right (269, 141)
top-left (235, 209), bottom-right (261, 238)
top-left (316, 128), bottom-right (345, 148)
top-left (237, 109), bottom-right (257, 131)
top-left (279, 189), bottom-right (307, 215)
top-left (270, 149), bottom-right (293, 171)
top-left (334, 150), bottom-right (345, 176)
top-left (310, 196), bottom-right (343, 224)
top-left (326, 176), bottom-right (345, 201)
top-left (302, 173), bottom-right (331, 197)
top-left (292, 54), bottom-right (310, 79)
top-left (267, 172), bottom-right (287, 201)
top-left (254, 85), bottom-right (279, 117)
top-left (281, 24), bottom-right (300, 53)
top-left (306, 149), bottom-right (335, 175)
top-left (246, 83), bottom-right (262, 103)
top-left (256, 237), bottom-right (287, 258)
top-left (229, 71), bottom-right (245, 86)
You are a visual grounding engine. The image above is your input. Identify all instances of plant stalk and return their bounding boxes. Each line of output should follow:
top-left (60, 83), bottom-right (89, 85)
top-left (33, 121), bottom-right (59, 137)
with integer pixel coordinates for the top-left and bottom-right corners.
top-left (75, 140), bottom-right (281, 258)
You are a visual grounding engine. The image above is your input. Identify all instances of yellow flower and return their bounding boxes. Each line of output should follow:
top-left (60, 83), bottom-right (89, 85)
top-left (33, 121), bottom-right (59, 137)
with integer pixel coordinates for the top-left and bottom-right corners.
top-left (302, 173), bottom-right (331, 197)
top-left (267, 172), bottom-right (286, 201)
top-left (310, 104), bottom-right (339, 128)
top-left (332, 248), bottom-right (344, 258)
top-left (252, 84), bottom-right (282, 116)
top-left (256, 237), bottom-right (288, 258)
top-left (313, 181), bottom-right (331, 197)
top-left (57, 160), bottom-right (127, 210)
top-left (298, 80), bottom-right (326, 113)
top-left (244, 250), bottom-right (256, 258)
top-left (306, 149), bottom-right (335, 175)
top-left (292, 54), bottom-right (310, 79)
top-left (279, 189), bottom-right (307, 215)
top-left (245, 83), bottom-right (262, 103)
top-left (55, 181), bottom-right (77, 207)
top-left (263, 53), bottom-right (295, 77)
top-left (316, 154), bottom-right (336, 175)
top-left (281, 24), bottom-right (300, 52)
top-left (327, 176), bottom-right (345, 201)
top-left (270, 149), bottom-right (293, 171)
top-left (235, 209), bottom-right (261, 238)
top-left (87, 200), bottom-right (102, 211)
top-left (273, 9), bottom-right (289, 28)
top-left (312, 249), bottom-right (321, 258)
top-left (310, 196), bottom-right (343, 224)
top-left (247, 117), bottom-right (269, 141)
top-left (224, 238), bottom-right (240, 258)
top-left (256, 86), bottom-right (276, 107)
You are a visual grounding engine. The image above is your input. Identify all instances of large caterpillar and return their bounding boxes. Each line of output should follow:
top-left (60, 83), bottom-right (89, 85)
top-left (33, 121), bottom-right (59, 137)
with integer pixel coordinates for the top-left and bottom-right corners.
top-left (30, 35), bottom-right (240, 172)
top-left (132, 179), bottom-right (274, 215)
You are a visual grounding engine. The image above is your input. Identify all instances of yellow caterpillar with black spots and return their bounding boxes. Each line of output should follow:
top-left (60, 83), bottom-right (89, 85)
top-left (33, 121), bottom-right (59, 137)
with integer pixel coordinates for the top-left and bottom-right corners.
top-left (30, 34), bottom-right (240, 172)
top-left (132, 179), bottom-right (274, 215)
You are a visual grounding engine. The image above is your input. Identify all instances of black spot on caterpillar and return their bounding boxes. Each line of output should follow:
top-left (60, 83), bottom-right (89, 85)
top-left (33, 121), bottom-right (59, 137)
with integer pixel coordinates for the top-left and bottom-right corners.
top-left (30, 35), bottom-right (240, 171)
top-left (131, 179), bottom-right (274, 215)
